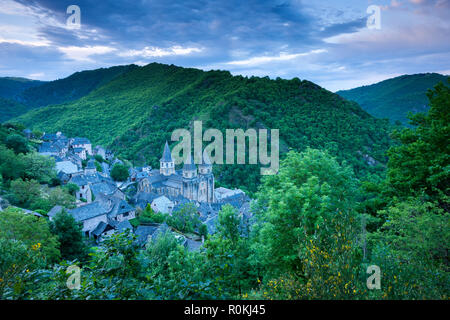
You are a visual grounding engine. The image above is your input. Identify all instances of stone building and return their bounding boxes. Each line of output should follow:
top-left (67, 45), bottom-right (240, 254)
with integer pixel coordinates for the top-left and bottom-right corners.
top-left (138, 141), bottom-right (215, 203)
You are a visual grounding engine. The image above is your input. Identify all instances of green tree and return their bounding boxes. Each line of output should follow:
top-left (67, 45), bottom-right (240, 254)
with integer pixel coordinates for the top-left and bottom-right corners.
top-left (0, 207), bottom-right (60, 264)
top-left (0, 238), bottom-right (47, 298)
top-left (19, 152), bottom-right (56, 183)
top-left (110, 163), bottom-right (129, 181)
top-left (5, 134), bottom-right (28, 154)
top-left (204, 204), bottom-right (253, 297)
top-left (0, 145), bottom-right (25, 183)
top-left (138, 204), bottom-right (166, 224)
top-left (64, 183), bottom-right (80, 196)
top-left (167, 203), bottom-right (204, 234)
top-left (50, 210), bottom-right (87, 261)
top-left (368, 197), bottom-right (450, 299)
top-left (7, 179), bottom-right (42, 209)
top-left (387, 81), bottom-right (449, 202)
top-left (44, 187), bottom-right (76, 211)
top-left (252, 148), bottom-right (359, 278)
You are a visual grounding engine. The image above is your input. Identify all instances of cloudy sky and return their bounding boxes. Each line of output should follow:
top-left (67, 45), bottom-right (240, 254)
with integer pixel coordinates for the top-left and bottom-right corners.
top-left (0, 0), bottom-right (449, 91)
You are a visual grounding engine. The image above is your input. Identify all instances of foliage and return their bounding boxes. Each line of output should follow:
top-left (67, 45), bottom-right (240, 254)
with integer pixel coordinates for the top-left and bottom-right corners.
top-left (50, 210), bottom-right (88, 262)
top-left (0, 238), bottom-right (47, 298)
top-left (252, 149), bottom-right (359, 277)
top-left (367, 198), bottom-right (450, 299)
top-left (5, 134), bottom-right (28, 154)
top-left (387, 81), bottom-right (450, 203)
top-left (337, 73), bottom-right (448, 124)
top-left (138, 204), bottom-right (167, 224)
top-left (166, 203), bottom-right (206, 236)
top-left (0, 69), bottom-right (448, 301)
top-left (110, 163), bottom-right (129, 181)
top-left (204, 204), bottom-right (254, 298)
top-left (15, 63), bottom-right (391, 193)
top-left (0, 207), bottom-right (60, 264)
top-left (6, 178), bottom-right (74, 212)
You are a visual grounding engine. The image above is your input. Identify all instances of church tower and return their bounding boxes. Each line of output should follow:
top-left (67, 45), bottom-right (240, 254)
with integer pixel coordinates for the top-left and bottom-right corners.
top-left (198, 150), bottom-right (215, 203)
top-left (182, 154), bottom-right (198, 201)
top-left (160, 141), bottom-right (175, 176)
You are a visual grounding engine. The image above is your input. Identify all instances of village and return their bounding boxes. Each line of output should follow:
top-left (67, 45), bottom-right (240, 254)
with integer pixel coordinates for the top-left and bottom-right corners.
top-left (13, 130), bottom-right (253, 251)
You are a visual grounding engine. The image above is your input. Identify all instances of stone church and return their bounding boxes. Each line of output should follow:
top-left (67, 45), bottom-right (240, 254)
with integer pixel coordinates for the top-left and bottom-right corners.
top-left (138, 142), bottom-right (215, 203)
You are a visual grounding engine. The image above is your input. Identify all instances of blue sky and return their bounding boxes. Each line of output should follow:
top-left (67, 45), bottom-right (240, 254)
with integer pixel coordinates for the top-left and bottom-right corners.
top-left (0, 0), bottom-right (449, 91)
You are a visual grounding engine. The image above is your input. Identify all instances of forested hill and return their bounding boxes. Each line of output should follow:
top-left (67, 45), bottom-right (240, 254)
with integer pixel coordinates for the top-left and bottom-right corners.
top-left (0, 65), bottom-right (137, 122)
top-left (14, 63), bottom-right (391, 192)
top-left (0, 77), bottom-right (45, 100)
top-left (18, 64), bottom-right (139, 107)
top-left (337, 73), bottom-right (449, 125)
top-left (0, 77), bottom-right (45, 123)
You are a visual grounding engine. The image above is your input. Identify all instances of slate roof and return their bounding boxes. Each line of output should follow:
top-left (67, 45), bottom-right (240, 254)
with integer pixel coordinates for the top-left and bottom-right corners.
top-left (150, 223), bottom-right (170, 242)
top-left (197, 202), bottom-right (218, 221)
top-left (101, 162), bottom-right (110, 172)
top-left (171, 198), bottom-right (193, 213)
top-left (39, 142), bottom-right (60, 154)
top-left (68, 202), bottom-right (109, 221)
top-left (47, 205), bottom-right (63, 219)
top-left (91, 221), bottom-right (112, 237)
top-left (72, 137), bottom-right (91, 145)
top-left (134, 192), bottom-right (160, 209)
top-left (152, 196), bottom-right (174, 213)
top-left (116, 220), bottom-right (133, 232)
top-left (163, 174), bottom-right (183, 188)
top-left (70, 174), bottom-right (89, 186)
top-left (57, 171), bottom-right (70, 182)
top-left (109, 199), bottom-right (134, 218)
top-left (160, 141), bottom-right (173, 162)
top-left (135, 224), bottom-right (159, 245)
top-left (56, 161), bottom-right (79, 174)
top-left (90, 181), bottom-right (117, 198)
top-left (183, 155), bottom-right (197, 171)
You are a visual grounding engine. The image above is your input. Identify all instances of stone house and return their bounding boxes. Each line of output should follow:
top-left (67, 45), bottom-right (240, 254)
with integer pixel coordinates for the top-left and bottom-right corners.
top-left (71, 137), bottom-right (92, 156)
top-left (151, 195), bottom-right (174, 214)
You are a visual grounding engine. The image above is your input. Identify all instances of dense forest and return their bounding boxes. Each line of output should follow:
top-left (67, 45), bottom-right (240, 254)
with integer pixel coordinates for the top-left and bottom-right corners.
top-left (0, 66), bottom-right (136, 122)
top-left (0, 81), bottom-right (448, 299)
top-left (0, 77), bottom-right (45, 122)
top-left (0, 77), bottom-right (44, 101)
top-left (0, 98), bottom-right (30, 124)
top-left (12, 63), bottom-right (392, 194)
top-left (337, 73), bottom-right (449, 125)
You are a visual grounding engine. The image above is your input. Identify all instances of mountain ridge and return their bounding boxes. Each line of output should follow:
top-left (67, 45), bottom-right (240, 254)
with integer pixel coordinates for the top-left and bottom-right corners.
top-left (11, 62), bottom-right (391, 192)
top-left (0, 65), bottom-right (138, 122)
top-left (337, 73), bottom-right (449, 124)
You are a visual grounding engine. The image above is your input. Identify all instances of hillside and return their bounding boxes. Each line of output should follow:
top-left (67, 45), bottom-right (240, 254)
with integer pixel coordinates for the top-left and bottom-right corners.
top-left (0, 65), bottom-right (138, 122)
top-left (18, 64), bottom-right (139, 107)
top-left (0, 97), bottom-right (30, 123)
top-left (14, 63), bottom-right (391, 192)
top-left (0, 77), bottom-right (45, 100)
top-left (337, 73), bottom-right (449, 125)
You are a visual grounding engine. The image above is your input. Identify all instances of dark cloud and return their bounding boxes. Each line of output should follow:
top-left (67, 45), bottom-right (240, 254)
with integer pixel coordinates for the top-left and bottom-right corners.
top-left (3, 0), bottom-right (449, 91)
